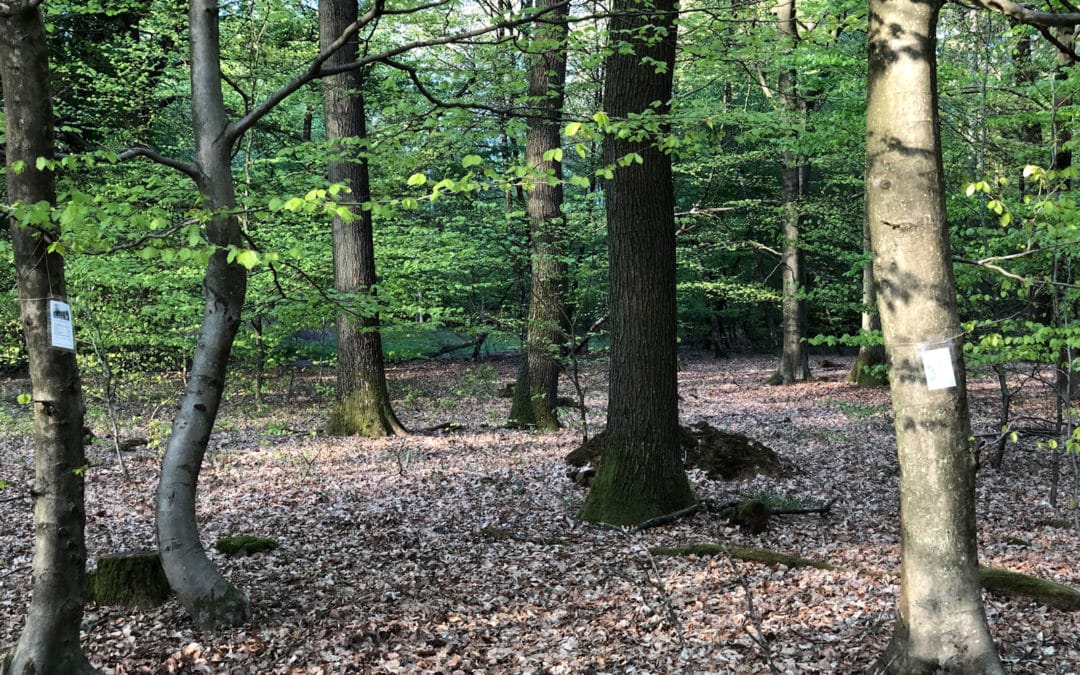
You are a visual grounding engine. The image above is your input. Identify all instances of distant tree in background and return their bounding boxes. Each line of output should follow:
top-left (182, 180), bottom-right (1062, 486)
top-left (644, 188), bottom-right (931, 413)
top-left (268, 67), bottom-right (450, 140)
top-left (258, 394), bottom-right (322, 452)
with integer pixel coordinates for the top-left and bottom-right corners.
top-left (508, 0), bottom-right (571, 431)
top-left (320, 0), bottom-right (405, 437)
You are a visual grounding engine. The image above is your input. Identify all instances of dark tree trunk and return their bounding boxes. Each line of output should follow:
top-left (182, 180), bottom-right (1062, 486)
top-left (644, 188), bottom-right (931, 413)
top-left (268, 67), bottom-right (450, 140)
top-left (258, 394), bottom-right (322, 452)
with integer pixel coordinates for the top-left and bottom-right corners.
top-left (773, 0), bottom-right (811, 386)
top-left (508, 0), bottom-right (570, 432)
top-left (1, 3), bottom-right (97, 673)
top-left (321, 0), bottom-right (405, 437)
top-left (578, 0), bottom-right (695, 526)
top-left (154, 0), bottom-right (251, 629)
top-left (865, 0), bottom-right (1003, 670)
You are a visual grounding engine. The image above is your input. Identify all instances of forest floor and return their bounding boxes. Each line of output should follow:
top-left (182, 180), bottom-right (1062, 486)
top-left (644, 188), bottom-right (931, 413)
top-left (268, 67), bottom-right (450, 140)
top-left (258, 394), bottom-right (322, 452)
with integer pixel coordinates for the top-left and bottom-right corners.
top-left (2, 353), bottom-right (1080, 674)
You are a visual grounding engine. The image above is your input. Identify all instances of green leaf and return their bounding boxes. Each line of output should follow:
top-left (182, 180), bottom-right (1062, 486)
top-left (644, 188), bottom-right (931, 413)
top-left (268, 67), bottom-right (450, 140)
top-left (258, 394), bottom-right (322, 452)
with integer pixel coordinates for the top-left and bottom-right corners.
top-left (17, 393), bottom-right (31, 405)
top-left (565, 121), bottom-right (583, 136)
top-left (268, 197), bottom-right (284, 212)
top-left (235, 250), bottom-right (259, 269)
top-left (407, 172), bottom-right (428, 187)
top-left (542, 148), bottom-right (564, 163)
top-left (462, 155), bottom-right (483, 168)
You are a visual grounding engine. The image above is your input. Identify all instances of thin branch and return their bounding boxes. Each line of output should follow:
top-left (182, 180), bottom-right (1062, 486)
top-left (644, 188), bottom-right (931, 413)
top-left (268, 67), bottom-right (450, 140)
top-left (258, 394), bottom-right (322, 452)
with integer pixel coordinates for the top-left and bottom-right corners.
top-left (117, 146), bottom-right (199, 182)
top-left (971, 0), bottom-right (1080, 27)
top-left (229, 0), bottom-right (514, 143)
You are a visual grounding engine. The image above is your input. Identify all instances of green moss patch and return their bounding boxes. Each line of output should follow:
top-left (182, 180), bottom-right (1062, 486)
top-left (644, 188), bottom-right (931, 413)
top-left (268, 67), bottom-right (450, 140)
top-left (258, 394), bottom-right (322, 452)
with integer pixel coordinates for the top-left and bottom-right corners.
top-left (650, 543), bottom-right (844, 571)
top-left (215, 535), bottom-right (279, 557)
top-left (87, 550), bottom-right (171, 608)
top-left (980, 567), bottom-right (1080, 611)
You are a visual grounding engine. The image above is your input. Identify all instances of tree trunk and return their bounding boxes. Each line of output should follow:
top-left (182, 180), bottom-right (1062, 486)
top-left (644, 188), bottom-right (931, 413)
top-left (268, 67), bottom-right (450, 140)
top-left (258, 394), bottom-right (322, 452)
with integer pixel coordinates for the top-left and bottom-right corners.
top-left (578, 0), bottom-right (696, 526)
top-left (155, 0), bottom-right (251, 630)
top-left (1, 3), bottom-right (97, 673)
top-left (508, 0), bottom-right (570, 432)
top-left (865, 0), bottom-right (1004, 671)
top-left (772, 0), bottom-right (811, 386)
top-left (321, 0), bottom-right (405, 437)
top-left (847, 219), bottom-right (887, 386)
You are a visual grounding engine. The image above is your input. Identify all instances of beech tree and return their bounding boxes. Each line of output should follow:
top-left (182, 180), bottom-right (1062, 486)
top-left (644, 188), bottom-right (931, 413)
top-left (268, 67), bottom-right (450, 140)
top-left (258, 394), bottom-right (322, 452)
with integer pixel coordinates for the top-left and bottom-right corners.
top-left (866, 0), bottom-right (1002, 668)
top-left (507, 0), bottom-right (570, 431)
top-left (578, 0), bottom-right (696, 525)
top-left (0, 1), bottom-right (97, 672)
top-left (321, 0), bottom-right (405, 437)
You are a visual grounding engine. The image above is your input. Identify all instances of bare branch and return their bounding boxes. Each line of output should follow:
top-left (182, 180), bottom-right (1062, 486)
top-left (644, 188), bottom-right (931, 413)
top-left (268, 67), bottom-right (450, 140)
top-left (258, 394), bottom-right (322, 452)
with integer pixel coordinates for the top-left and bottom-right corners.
top-left (970, 0), bottom-right (1080, 28)
top-left (118, 145), bottom-right (200, 182)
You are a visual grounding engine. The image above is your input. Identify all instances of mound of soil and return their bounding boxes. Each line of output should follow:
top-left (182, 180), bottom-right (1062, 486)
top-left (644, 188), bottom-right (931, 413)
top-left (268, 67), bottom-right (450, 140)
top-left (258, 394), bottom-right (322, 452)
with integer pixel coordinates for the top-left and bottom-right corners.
top-left (565, 421), bottom-right (783, 482)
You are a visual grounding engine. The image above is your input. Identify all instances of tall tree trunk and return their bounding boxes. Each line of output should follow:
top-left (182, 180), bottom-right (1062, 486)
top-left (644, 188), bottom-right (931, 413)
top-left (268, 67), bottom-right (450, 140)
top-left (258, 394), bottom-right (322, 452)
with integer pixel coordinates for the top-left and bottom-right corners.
top-left (155, 0), bottom-right (251, 630)
top-left (772, 0), bottom-right (811, 385)
top-left (865, 0), bottom-right (1003, 671)
top-left (321, 0), bottom-right (405, 437)
top-left (1, 5), bottom-right (97, 673)
top-left (578, 0), bottom-right (696, 526)
top-left (847, 219), bottom-right (887, 386)
top-left (508, 0), bottom-right (570, 431)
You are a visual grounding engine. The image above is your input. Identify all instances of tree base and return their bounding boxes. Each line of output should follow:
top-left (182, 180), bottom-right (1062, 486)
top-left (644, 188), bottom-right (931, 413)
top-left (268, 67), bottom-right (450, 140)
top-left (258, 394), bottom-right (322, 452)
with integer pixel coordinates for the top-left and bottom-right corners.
top-left (87, 550), bottom-right (171, 609)
top-left (327, 389), bottom-right (406, 437)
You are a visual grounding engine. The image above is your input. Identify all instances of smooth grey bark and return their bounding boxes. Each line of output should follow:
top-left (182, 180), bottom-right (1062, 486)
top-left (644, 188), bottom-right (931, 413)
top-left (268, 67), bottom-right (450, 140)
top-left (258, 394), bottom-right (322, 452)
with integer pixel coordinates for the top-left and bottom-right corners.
top-left (578, 0), bottom-right (695, 526)
top-left (865, 0), bottom-right (1004, 670)
top-left (320, 0), bottom-right (406, 438)
top-left (772, 0), bottom-right (811, 386)
top-left (154, 0), bottom-right (251, 630)
top-left (1, 3), bottom-right (97, 673)
top-left (508, 0), bottom-right (570, 432)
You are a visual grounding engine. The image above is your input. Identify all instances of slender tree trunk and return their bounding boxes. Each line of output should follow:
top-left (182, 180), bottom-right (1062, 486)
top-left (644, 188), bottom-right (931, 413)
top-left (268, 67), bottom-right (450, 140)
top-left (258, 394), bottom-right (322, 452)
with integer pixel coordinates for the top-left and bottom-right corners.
top-left (847, 219), bottom-right (887, 386)
top-left (155, 0), bottom-right (251, 630)
top-left (865, 0), bottom-right (1003, 670)
top-left (508, 0), bottom-right (570, 431)
top-left (578, 0), bottom-right (695, 526)
top-left (1, 4), bottom-right (97, 673)
top-left (321, 0), bottom-right (405, 437)
top-left (772, 0), bottom-right (811, 386)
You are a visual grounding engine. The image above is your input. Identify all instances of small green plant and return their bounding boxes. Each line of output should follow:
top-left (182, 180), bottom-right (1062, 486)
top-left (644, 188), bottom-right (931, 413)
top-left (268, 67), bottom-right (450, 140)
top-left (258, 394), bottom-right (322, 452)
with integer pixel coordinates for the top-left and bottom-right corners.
top-left (826, 398), bottom-right (888, 420)
top-left (146, 419), bottom-right (171, 453)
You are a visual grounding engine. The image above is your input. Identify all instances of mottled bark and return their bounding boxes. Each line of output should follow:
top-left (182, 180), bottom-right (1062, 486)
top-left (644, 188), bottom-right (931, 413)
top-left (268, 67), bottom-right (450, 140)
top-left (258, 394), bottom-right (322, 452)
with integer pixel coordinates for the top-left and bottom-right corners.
top-left (321, 0), bottom-right (405, 437)
top-left (155, 0), bottom-right (250, 629)
top-left (508, 0), bottom-right (569, 431)
top-left (1, 3), bottom-right (97, 673)
top-left (579, 0), bottom-right (695, 526)
top-left (865, 0), bottom-right (1003, 670)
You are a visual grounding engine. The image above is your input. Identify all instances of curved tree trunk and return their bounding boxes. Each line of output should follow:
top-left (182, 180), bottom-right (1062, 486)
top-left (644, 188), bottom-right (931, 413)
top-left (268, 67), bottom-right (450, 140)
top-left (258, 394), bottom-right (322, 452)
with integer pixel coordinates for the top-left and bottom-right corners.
top-left (1, 4), bottom-right (97, 673)
top-left (508, 0), bottom-right (570, 432)
top-left (321, 0), bottom-right (405, 437)
top-left (155, 0), bottom-right (250, 630)
top-left (578, 0), bottom-right (695, 526)
top-left (865, 0), bottom-right (1003, 671)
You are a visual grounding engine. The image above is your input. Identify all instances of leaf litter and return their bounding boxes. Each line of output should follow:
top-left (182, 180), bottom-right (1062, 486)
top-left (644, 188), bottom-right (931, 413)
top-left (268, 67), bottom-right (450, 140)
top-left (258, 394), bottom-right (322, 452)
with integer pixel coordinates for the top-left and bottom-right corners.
top-left (1, 354), bottom-right (1079, 673)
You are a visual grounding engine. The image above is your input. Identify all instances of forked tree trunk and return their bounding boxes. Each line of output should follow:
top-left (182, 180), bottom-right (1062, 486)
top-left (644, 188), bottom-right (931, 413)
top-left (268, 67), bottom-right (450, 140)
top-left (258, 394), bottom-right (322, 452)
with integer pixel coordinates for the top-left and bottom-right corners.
top-left (321, 0), bottom-right (405, 437)
top-left (865, 0), bottom-right (1003, 670)
top-left (1, 4), bottom-right (97, 673)
top-left (155, 0), bottom-right (251, 629)
top-left (578, 0), bottom-right (696, 526)
top-left (508, 0), bottom-right (570, 431)
top-left (772, 0), bottom-right (811, 386)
